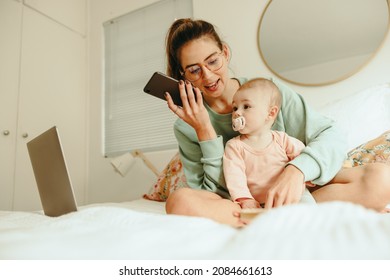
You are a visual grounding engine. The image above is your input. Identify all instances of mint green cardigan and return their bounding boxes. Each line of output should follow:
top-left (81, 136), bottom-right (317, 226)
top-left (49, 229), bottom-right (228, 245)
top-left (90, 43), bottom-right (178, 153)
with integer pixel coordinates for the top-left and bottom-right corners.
top-left (173, 77), bottom-right (347, 199)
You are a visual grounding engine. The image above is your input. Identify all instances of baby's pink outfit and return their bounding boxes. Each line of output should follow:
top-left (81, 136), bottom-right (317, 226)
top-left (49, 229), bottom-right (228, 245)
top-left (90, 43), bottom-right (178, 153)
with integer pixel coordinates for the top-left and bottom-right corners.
top-left (223, 130), bottom-right (305, 203)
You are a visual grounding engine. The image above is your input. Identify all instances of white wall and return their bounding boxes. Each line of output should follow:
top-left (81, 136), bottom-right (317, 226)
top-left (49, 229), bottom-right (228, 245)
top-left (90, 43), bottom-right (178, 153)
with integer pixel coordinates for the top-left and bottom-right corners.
top-left (193, 0), bottom-right (390, 108)
top-left (87, 0), bottom-right (390, 203)
top-left (0, 0), bottom-right (87, 211)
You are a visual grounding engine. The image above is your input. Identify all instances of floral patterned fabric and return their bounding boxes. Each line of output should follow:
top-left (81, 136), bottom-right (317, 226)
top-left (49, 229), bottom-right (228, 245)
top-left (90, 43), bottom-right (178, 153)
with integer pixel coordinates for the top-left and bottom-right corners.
top-left (143, 152), bottom-right (188, 201)
top-left (344, 130), bottom-right (390, 167)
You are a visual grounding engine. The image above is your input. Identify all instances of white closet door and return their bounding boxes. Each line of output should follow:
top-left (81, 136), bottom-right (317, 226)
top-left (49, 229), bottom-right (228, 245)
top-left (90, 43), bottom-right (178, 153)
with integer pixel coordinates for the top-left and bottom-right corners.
top-left (24, 0), bottom-right (86, 35)
top-left (12, 7), bottom-right (87, 211)
top-left (0, 0), bottom-right (23, 210)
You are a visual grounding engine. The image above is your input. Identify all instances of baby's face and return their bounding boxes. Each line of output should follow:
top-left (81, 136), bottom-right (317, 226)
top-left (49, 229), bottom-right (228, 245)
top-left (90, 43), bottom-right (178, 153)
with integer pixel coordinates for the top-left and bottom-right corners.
top-left (231, 88), bottom-right (271, 134)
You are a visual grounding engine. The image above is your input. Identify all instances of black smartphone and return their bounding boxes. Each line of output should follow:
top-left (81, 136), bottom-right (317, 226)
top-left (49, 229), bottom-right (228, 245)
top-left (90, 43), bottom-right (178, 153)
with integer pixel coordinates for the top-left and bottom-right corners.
top-left (143, 72), bottom-right (183, 106)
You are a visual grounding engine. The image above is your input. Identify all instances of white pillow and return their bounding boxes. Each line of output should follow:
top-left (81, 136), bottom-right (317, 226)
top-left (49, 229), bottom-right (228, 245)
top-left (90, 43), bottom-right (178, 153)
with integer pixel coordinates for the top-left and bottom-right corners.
top-left (318, 84), bottom-right (390, 151)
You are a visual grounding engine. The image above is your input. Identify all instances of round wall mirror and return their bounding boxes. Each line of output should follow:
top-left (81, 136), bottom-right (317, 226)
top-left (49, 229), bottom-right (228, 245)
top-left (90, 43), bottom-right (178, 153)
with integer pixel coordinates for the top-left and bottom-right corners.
top-left (258, 0), bottom-right (389, 86)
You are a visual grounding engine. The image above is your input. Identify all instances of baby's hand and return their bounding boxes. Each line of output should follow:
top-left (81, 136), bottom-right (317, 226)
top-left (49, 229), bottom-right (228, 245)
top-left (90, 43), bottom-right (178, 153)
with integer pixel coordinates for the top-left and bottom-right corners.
top-left (235, 199), bottom-right (265, 226)
top-left (238, 198), bottom-right (260, 209)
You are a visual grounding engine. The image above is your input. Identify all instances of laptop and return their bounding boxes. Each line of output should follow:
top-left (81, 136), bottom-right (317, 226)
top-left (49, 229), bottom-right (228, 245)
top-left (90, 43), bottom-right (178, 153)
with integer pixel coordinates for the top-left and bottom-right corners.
top-left (27, 126), bottom-right (77, 217)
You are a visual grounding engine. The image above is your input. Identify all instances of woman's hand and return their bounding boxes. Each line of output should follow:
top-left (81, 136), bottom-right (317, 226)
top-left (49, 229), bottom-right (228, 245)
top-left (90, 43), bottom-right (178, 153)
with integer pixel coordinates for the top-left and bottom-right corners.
top-left (165, 80), bottom-right (216, 141)
top-left (263, 165), bottom-right (305, 209)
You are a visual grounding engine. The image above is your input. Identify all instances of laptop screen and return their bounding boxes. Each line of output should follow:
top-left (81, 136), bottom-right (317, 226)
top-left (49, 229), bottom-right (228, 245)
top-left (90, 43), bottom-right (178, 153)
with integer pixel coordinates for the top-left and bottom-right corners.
top-left (27, 126), bottom-right (77, 217)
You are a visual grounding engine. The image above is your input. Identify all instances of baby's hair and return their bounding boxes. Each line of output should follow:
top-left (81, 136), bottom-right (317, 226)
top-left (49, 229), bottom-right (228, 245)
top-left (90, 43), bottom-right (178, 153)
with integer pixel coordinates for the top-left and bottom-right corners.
top-left (239, 78), bottom-right (281, 108)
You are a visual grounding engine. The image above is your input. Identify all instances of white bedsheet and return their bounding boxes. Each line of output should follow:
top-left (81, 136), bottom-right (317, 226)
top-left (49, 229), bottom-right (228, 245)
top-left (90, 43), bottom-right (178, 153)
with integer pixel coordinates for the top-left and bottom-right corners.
top-left (1, 199), bottom-right (390, 260)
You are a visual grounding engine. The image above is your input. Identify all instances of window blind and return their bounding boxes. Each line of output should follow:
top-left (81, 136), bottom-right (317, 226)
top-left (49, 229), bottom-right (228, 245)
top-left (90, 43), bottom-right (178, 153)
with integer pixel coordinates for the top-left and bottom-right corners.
top-left (103, 0), bottom-right (193, 157)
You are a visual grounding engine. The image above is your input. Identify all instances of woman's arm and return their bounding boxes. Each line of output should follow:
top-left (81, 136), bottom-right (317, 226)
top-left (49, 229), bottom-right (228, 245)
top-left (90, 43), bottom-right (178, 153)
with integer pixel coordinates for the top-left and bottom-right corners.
top-left (174, 120), bottom-right (230, 198)
top-left (272, 78), bottom-right (347, 185)
top-left (166, 81), bottom-right (230, 197)
top-left (264, 78), bottom-right (347, 208)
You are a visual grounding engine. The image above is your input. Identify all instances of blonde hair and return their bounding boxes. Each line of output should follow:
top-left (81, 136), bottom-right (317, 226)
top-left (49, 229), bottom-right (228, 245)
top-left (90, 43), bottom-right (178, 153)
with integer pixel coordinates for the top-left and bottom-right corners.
top-left (239, 78), bottom-right (281, 108)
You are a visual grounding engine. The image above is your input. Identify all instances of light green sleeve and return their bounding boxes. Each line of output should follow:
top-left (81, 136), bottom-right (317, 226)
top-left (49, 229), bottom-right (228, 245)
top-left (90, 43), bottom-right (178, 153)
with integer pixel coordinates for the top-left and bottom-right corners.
top-left (272, 78), bottom-right (348, 185)
top-left (173, 119), bottom-right (230, 198)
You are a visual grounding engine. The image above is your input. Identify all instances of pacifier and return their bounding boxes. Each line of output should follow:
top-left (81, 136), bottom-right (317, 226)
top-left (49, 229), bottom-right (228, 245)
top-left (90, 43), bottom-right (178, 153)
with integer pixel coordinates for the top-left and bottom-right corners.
top-left (232, 116), bottom-right (246, 131)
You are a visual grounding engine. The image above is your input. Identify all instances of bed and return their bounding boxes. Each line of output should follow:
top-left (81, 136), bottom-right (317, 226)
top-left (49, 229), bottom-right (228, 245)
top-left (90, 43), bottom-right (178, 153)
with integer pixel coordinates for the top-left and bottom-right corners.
top-left (1, 199), bottom-right (390, 260)
top-left (1, 84), bottom-right (390, 260)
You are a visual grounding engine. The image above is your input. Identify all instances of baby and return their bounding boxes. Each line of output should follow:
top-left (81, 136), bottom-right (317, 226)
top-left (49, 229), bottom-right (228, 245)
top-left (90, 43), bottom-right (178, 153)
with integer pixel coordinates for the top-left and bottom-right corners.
top-left (223, 78), bottom-right (315, 209)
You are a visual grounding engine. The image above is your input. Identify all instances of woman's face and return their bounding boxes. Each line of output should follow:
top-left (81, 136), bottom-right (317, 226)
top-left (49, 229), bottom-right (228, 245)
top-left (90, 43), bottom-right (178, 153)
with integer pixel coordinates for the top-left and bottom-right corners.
top-left (179, 37), bottom-right (229, 100)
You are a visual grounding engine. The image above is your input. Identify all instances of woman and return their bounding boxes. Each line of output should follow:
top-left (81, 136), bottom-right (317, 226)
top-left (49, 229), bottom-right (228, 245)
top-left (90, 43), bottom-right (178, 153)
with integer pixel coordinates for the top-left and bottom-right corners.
top-left (163, 18), bottom-right (390, 227)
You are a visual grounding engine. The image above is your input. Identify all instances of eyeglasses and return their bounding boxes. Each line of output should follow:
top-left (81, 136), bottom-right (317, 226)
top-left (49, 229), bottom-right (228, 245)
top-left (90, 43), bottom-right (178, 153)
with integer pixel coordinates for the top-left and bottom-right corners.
top-left (181, 52), bottom-right (224, 82)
